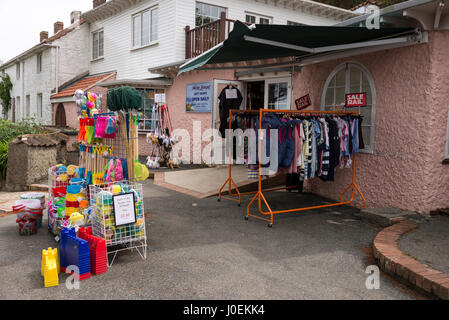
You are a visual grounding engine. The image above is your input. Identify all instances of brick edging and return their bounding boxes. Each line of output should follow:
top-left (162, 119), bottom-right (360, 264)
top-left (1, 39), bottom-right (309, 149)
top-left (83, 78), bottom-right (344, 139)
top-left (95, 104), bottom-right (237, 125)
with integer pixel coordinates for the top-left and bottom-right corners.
top-left (373, 220), bottom-right (449, 299)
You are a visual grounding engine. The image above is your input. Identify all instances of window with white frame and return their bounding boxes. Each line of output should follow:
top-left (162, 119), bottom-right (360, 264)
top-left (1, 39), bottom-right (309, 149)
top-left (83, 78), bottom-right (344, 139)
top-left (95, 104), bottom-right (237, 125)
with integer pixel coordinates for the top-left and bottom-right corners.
top-left (137, 88), bottom-right (166, 132)
top-left (287, 21), bottom-right (306, 26)
top-left (26, 95), bottom-right (30, 117)
top-left (195, 2), bottom-right (226, 27)
top-left (16, 63), bottom-right (20, 80)
top-left (37, 93), bottom-right (43, 118)
top-left (37, 53), bottom-right (42, 73)
top-left (92, 30), bottom-right (104, 60)
top-left (132, 7), bottom-right (159, 48)
top-left (16, 96), bottom-right (20, 118)
top-left (245, 12), bottom-right (272, 24)
top-left (321, 62), bottom-right (376, 153)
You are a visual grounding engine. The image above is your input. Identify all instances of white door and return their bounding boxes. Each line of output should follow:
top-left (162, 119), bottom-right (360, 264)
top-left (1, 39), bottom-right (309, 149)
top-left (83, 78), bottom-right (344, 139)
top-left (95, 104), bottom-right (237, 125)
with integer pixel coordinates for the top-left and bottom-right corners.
top-left (211, 79), bottom-right (244, 165)
top-left (264, 77), bottom-right (292, 110)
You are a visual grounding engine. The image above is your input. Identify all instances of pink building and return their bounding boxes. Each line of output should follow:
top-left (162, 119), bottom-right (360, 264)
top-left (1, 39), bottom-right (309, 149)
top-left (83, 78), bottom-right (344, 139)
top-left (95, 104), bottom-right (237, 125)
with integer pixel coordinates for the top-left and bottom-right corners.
top-left (150, 0), bottom-right (449, 214)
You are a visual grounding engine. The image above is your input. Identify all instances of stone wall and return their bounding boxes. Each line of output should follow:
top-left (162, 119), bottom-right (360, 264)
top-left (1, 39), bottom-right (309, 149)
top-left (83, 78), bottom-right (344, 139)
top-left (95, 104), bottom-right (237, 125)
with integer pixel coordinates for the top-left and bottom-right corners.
top-left (4, 132), bottom-right (68, 191)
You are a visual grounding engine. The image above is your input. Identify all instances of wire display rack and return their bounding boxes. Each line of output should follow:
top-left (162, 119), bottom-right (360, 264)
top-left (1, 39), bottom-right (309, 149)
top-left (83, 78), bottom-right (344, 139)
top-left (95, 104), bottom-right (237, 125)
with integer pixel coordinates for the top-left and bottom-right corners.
top-left (90, 181), bottom-right (147, 266)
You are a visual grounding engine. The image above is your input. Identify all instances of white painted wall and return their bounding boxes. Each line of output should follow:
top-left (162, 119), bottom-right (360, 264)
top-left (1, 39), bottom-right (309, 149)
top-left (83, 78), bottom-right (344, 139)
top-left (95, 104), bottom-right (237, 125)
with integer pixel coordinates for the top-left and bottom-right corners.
top-left (89, 0), bottom-right (342, 79)
top-left (88, 0), bottom-right (178, 80)
top-left (1, 23), bottom-right (89, 125)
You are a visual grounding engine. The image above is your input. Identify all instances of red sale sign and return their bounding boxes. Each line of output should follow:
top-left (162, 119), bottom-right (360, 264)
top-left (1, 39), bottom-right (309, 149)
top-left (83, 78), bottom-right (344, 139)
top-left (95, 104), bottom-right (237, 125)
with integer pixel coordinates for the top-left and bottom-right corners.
top-left (295, 94), bottom-right (312, 110)
top-left (345, 93), bottom-right (366, 107)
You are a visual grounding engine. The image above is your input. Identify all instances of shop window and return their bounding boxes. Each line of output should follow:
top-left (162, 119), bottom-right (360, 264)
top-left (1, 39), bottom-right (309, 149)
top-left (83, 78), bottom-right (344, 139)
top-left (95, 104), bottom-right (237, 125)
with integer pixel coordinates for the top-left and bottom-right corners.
top-left (321, 62), bottom-right (376, 153)
top-left (195, 2), bottom-right (226, 27)
top-left (138, 88), bottom-right (165, 132)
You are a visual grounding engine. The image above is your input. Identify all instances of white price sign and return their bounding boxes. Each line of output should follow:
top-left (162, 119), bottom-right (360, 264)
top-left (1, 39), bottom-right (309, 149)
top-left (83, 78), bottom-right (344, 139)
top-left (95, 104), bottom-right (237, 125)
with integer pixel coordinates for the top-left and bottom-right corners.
top-left (113, 193), bottom-right (137, 226)
top-left (155, 93), bottom-right (166, 103)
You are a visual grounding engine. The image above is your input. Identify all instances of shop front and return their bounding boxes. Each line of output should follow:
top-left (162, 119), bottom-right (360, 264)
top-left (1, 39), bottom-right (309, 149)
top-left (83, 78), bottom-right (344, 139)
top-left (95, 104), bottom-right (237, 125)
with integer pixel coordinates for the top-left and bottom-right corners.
top-left (151, 1), bottom-right (449, 215)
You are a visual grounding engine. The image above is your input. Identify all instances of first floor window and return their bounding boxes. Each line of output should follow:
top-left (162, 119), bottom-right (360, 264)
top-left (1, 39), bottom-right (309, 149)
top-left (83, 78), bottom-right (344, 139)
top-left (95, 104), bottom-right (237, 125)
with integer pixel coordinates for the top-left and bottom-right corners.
top-left (138, 88), bottom-right (165, 132)
top-left (37, 53), bottom-right (42, 73)
top-left (37, 94), bottom-right (43, 118)
top-left (245, 12), bottom-right (272, 24)
top-left (195, 2), bottom-right (226, 26)
top-left (133, 7), bottom-right (158, 48)
top-left (321, 62), bottom-right (376, 153)
top-left (92, 30), bottom-right (104, 60)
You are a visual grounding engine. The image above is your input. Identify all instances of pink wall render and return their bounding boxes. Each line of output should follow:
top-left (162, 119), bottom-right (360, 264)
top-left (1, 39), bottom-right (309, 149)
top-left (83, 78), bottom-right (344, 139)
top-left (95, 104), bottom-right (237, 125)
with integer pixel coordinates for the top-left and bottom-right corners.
top-left (423, 30), bottom-right (449, 211)
top-left (158, 69), bottom-right (236, 163)
top-left (292, 31), bottom-right (449, 214)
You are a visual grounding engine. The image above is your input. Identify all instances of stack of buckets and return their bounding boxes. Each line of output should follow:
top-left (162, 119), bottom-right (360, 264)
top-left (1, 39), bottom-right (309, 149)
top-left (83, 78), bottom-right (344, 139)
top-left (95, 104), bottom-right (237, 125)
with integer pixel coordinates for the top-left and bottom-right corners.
top-left (20, 193), bottom-right (46, 228)
top-left (13, 198), bottom-right (44, 236)
top-left (66, 178), bottom-right (87, 219)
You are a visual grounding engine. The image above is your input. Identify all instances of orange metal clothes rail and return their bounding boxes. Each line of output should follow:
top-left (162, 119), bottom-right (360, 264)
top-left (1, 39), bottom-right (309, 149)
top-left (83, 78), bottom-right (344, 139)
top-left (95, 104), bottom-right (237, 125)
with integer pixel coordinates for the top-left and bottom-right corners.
top-left (217, 108), bottom-right (367, 227)
top-left (217, 109), bottom-right (296, 206)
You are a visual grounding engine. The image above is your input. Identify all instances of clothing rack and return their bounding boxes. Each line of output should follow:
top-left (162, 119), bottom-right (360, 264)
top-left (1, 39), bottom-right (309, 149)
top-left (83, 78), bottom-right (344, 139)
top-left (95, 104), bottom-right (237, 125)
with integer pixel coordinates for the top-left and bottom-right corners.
top-left (218, 108), bottom-right (367, 227)
top-left (247, 108), bottom-right (367, 227)
top-left (218, 109), bottom-right (296, 205)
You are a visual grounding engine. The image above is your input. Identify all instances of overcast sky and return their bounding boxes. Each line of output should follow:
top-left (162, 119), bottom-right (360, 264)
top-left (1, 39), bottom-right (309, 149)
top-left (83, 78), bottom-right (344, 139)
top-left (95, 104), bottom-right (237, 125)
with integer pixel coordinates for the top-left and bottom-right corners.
top-left (0, 0), bottom-right (94, 63)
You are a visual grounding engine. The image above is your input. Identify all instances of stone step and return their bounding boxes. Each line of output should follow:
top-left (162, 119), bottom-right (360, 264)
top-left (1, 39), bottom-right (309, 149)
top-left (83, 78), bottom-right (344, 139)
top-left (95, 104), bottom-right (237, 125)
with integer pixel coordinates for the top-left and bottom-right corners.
top-left (355, 207), bottom-right (423, 228)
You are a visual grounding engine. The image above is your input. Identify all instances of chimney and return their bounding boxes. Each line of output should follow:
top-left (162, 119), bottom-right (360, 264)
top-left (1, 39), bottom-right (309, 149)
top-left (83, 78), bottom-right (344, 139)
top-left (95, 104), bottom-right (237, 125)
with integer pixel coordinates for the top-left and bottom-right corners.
top-left (70, 11), bottom-right (82, 24)
top-left (54, 21), bottom-right (64, 34)
top-left (93, 0), bottom-right (106, 8)
top-left (40, 31), bottom-right (49, 42)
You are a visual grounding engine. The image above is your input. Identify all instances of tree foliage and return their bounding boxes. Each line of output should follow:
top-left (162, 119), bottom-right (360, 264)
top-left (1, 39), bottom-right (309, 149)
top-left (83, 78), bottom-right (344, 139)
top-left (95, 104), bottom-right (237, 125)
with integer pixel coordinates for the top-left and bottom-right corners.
top-left (0, 74), bottom-right (13, 117)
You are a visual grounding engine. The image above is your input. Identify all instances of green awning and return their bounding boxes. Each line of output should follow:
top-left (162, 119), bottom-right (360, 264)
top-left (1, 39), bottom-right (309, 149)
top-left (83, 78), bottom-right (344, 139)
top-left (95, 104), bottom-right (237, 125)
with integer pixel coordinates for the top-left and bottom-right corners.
top-left (178, 21), bottom-right (416, 75)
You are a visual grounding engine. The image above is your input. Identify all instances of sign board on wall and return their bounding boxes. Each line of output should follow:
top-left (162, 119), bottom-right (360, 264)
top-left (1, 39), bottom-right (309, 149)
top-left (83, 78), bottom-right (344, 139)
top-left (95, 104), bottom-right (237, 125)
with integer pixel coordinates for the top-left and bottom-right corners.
top-left (186, 81), bottom-right (213, 112)
top-left (345, 93), bottom-right (366, 107)
top-left (155, 93), bottom-right (166, 103)
top-left (295, 94), bottom-right (312, 110)
top-left (113, 193), bottom-right (137, 227)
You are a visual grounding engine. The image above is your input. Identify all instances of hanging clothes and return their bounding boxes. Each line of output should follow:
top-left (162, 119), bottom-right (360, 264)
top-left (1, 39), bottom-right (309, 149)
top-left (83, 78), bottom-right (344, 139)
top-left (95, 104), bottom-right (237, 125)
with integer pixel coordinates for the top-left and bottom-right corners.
top-left (218, 85), bottom-right (243, 137)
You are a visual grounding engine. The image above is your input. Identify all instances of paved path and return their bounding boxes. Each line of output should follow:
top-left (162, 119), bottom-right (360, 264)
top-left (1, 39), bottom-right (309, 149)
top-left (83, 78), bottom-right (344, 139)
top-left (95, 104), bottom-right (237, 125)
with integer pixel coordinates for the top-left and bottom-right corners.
top-left (400, 216), bottom-right (449, 275)
top-left (0, 181), bottom-right (417, 299)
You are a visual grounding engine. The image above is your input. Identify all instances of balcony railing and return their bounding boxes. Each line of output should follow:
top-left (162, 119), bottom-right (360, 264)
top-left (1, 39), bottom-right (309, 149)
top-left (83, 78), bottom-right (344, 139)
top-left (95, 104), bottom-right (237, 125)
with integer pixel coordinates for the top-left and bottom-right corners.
top-left (185, 12), bottom-right (249, 59)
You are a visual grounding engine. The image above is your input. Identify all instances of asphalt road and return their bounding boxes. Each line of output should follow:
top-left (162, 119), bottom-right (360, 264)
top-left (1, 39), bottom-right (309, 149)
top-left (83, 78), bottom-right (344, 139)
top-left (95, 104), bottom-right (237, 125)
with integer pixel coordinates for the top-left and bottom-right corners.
top-left (0, 181), bottom-right (415, 299)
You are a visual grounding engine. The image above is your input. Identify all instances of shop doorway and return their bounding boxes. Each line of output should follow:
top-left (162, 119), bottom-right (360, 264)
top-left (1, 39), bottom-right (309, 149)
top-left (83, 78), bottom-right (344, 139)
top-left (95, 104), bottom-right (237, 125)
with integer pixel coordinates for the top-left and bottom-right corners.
top-left (245, 81), bottom-right (265, 110)
top-left (211, 80), bottom-right (244, 165)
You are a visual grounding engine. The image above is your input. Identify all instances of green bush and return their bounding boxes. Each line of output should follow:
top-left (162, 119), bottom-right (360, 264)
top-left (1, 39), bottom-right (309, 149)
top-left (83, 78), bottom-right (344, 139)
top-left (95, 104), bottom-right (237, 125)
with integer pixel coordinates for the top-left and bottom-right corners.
top-left (0, 140), bottom-right (8, 179)
top-left (0, 119), bottom-right (45, 180)
top-left (0, 118), bottom-right (44, 143)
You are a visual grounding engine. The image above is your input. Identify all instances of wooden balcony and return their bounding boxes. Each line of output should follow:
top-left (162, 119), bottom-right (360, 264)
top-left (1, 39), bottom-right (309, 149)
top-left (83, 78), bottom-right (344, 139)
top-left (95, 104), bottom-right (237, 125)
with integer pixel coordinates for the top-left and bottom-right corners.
top-left (185, 12), bottom-right (248, 59)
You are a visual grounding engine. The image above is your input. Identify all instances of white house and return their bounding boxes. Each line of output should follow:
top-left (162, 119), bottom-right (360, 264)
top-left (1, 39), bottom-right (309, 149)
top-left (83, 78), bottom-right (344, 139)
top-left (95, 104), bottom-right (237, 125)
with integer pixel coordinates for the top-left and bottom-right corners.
top-left (0, 11), bottom-right (89, 124)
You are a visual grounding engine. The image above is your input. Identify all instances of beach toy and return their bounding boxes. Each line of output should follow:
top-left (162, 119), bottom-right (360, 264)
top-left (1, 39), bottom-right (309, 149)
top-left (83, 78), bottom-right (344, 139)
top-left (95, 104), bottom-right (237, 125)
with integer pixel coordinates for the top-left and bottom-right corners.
top-left (112, 184), bottom-right (122, 195)
top-left (59, 228), bottom-right (91, 280)
top-left (67, 165), bottom-right (77, 176)
top-left (79, 200), bottom-right (89, 209)
top-left (69, 212), bottom-right (84, 227)
top-left (41, 247), bottom-right (60, 288)
top-left (75, 89), bottom-right (84, 99)
top-left (67, 185), bottom-right (82, 195)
